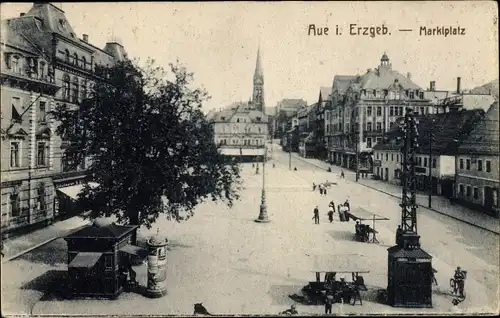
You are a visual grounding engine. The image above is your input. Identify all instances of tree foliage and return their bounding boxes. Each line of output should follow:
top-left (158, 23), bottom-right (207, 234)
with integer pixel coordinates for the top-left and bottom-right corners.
top-left (51, 59), bottom-right (241, 230)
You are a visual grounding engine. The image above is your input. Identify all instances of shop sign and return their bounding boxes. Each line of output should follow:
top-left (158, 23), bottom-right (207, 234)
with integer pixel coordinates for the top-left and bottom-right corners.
top-left (54, 179), bottom-right (84, 189)
top-left (373, 160), bottom-right (382, 167)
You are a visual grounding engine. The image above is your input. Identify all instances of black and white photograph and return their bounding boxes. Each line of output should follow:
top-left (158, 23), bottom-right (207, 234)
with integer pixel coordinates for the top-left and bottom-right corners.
top-left (1, 1), bottom-right (498, 316)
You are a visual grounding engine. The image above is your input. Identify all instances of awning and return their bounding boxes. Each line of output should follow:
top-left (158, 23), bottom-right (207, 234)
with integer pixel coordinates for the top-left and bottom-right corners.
top-left (69, 252), bottom-right (102, 268)
top-left (219, 148), bottom-right (265, 156)
top-left (347, 207), bottom-right (390, 221)
top-left (312, 254), bottom-right (370, 273)
top-left (119, 244), bottom-right (148, 259)
top-left (57, 182), bottom-right (99, 200)
top-left (57, 184), bottom-right (84, 200)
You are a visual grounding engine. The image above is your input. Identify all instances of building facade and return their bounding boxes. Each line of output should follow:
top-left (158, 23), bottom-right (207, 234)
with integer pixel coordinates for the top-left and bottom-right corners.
top-left (373, 108), bottom-right (486, 198)
top-left (208, 48), bottom-right (269, 160)
top-left (1, 3), bottom-right (127, 236)
top-left (274, 98), bottom-right (307, 140)
top-left (455, 102), bottom-right (499, 217)
top-left (329, 53), bottom-right (434, 172)
top-left (209, 104), bottom-right (268, 159)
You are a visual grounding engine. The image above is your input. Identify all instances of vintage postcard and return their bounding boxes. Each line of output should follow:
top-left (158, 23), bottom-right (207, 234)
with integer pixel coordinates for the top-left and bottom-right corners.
top-left (1, 1), bottom-right (498, 317)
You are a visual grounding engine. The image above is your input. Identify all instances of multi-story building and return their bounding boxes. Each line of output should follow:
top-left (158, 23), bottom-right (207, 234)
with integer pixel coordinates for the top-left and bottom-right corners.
top-left (329, 53), bottom-right (434, 171)
top-left (298, 103), bottom-right (316, 158)
top-left (455, 102), bottom-right (499, 216)
top-left (325, 75), bottom-right (356, 163)
top-left (313, 87), bottom-right (331, 160)
top-left (209, 103), bottom-right (268, 159)
top-left (208, 49), bottom-right (269, 160)
top-left (1, 3), bottom-right (127, 236)
top-left (274, 98), bottom-right (307, 140)
top-left (372, 108), bottom-right (486, 197)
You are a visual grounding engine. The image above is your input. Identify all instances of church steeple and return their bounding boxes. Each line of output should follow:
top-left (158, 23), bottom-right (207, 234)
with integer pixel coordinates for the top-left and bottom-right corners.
top-left (252, 46), bottom-right (265, 111)
top-left (254, 46), bottom-right (263, 81)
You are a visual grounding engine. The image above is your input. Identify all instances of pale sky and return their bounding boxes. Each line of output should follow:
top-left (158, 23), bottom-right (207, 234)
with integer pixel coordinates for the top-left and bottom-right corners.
top-left (1, 2), bottom-right (498, 112)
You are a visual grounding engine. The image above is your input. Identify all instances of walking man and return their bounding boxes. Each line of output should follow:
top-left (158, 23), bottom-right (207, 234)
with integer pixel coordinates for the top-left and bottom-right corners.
top-left (344, 199), bottom-right (350, 211)
top-left (328, 207), bottom-right (334, 223)
top-left (325, 293), bottom-right (334, 314)
top-left (312, 206), bottom-right (320, 224)
top-left (340, 170), bottom-right (345, 179)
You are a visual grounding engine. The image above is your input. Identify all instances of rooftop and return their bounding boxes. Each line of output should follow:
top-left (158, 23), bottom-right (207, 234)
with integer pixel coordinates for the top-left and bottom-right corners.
top-left (457, 102), bottom-right (499, 155)
top-left (373, 108), bottom-right (486, 155)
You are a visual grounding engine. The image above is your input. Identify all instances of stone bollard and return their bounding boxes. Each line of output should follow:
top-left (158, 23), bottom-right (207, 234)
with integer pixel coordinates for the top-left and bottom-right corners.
top-left (146, 229), bottom-right (168, 298)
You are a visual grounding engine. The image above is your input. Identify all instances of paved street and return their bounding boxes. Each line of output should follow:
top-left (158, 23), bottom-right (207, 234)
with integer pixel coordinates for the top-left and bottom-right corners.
top-left (1, 149), bottom-right (498, 315)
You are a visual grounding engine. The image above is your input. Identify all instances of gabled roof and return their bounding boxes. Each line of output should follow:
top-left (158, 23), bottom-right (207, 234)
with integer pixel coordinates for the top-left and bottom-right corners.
top-left (0, 19), bottom-right (43, 56)
top-left (209, 104), bottom-right (268, 123)
top-left (457, 102), bottom-right (499, 155)
top-left (373, 109), bottom-right (486, 155)
top-left (320, 87), bottom-right (332, 100)
top-left (332, 75), bottom-right (356, 95)
top-left (3, 3), bottom-right (121, 66)
top-left (356, 67), bottom-right (421, 91)
top-left (277, 98), bottom-right (308, 110)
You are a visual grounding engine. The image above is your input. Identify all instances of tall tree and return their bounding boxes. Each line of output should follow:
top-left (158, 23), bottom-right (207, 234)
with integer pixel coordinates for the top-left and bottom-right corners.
top-left (52, 59), bottom-right (241, 243)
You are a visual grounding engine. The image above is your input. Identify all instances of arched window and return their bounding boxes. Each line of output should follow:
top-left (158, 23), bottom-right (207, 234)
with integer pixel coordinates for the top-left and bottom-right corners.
top-left (81, 80), bottom-right (87, 100)
top-left (65, 49), bottom-right (70, 62)
top-left (81, 56), bottom-right (86, 69)
top-left (73, 53), bottom-right (78, 65)
top-left (62, 74), bottom-right (70, 100)
top-left (72, 77), bottom-right (79, 103)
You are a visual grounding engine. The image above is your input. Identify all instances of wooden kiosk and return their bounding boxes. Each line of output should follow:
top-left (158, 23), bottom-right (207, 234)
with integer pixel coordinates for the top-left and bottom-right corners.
top-left (64, 218), bottom-right (147, 299)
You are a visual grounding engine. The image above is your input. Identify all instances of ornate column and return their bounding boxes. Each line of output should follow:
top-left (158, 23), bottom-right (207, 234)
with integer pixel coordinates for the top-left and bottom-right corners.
top-left (28, 92), bottom-right (38, 224)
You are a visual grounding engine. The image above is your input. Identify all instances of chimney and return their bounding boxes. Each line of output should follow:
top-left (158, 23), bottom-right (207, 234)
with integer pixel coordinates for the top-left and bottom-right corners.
top-left (407, 72), bottom-right (411, 79)
top-left (20, 13), bottom-right (25, 17)
top-left (82, 34), bottom-right (89, 42)
top-left (430, 81), bottom-right (436, 91)
top-left (456, 77), bottom-right (461, 94)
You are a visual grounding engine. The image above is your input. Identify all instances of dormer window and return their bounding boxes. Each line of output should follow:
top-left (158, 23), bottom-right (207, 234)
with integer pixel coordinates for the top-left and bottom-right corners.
top-left (409, 90), bottom-right (415, 99)
top-left (11, 55), bottom-right (20, 74)
top-left (38, 61), bottom-right (45, 79)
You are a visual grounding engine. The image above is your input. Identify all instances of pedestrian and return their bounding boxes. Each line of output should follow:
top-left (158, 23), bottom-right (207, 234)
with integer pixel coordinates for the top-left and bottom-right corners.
top-left (329, 200), bottom-right (336, 212)
top-left (344, 199), bottom-right (350, 211)
top-left (325, 293), bottom-right (334, 314)
top-left (252, 163), bottom-right (255, 168)
top-left (312, 206), bottom-right (320, 224)
top-left (395, 225), bottom-right (403, 246)
top-left (319, 184), bottom-right (323, 195)
top-left (294, 167), bottom-right (297, 171)
top-left (324, 187), bottom-right (328, 196)
top-left (328, 207), bottom-right (334, 223)
top-left (340, 170), bottom-right (345, 179)
top-left (313, 183), bottom-right (317, 191)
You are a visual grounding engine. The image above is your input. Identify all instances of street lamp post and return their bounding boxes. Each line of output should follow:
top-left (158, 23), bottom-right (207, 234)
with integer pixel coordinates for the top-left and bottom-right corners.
top-left (428, 120), bottom-right (435, 208)
top-left (355, 132), bottom-right (360, 182)
top-left (288, 132), bottom-right (292, 170)
top-left (255, 144), bottom-right (270, 223)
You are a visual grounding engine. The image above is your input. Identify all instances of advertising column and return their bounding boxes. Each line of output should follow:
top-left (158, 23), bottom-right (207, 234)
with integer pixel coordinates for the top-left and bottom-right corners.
top-left (146, 231), bottom-right (168, 298)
